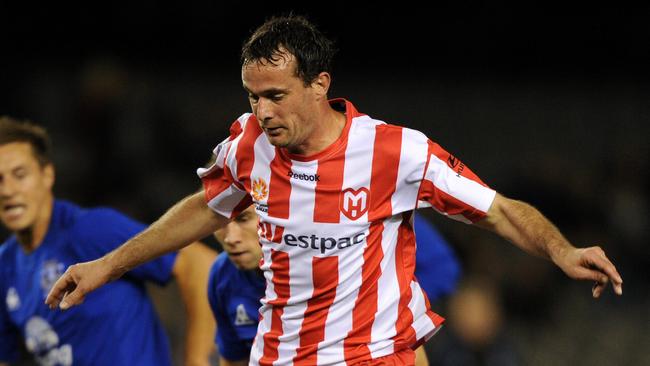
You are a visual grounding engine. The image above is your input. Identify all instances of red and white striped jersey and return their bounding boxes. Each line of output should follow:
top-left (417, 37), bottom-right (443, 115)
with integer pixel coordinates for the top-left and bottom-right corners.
top-left (198, 99), bottom-right (496, 366)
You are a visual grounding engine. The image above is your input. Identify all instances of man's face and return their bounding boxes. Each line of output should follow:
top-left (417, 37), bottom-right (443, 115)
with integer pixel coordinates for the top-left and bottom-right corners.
top-left (242, 53), bottom-right (319, 153)
top-left (214, 206), bottom-right (263, 270)
top-left (0, 142), bottom-right (54, 233)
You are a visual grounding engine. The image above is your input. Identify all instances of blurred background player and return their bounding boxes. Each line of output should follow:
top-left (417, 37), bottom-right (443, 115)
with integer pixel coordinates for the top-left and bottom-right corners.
top-left (427, 277), bottom-right (521, 366)
top-left (207, 205), bottom-right (461, 366)
top-left (0, 116), bottom-right (216, 366)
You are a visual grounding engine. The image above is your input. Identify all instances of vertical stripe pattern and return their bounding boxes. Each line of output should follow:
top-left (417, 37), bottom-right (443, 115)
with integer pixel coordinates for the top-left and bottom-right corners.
top-left (199, 100), bottom-right (495, 365)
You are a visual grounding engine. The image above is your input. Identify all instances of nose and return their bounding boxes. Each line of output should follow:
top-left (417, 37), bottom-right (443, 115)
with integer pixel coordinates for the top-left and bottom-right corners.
top-left (222, 222), bottom-right (243, 248)
top-left (0, 176), bottom-right (17, 198)
top-left (255, 97), bottom-right (274, 123)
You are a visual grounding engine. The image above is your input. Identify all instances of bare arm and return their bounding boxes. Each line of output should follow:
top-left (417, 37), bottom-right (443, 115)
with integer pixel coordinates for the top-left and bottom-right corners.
top-left (173, 242), bottom-right (218, 366)
top-left (219, 357), bottom-right (248, 366)
top-left (45, 190), bottom-right (229, 309)
top-left (476, 193), bottom-right (623, 297)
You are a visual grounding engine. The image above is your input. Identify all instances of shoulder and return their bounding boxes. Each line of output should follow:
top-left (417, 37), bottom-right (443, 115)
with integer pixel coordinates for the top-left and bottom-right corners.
top-left (74, 205), bottom-right (143, 229)
top-left (349, 114), bottom-right (430, 144)
top-left (64, 202), bottom-right (145, 245)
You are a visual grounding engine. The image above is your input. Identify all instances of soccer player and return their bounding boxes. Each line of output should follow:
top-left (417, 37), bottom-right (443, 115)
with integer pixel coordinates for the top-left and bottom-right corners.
top-left (208, 206), bottom-right (460, 366)
top-left (0, 116), bottom-right (216, 366)
top-left (46, 15), bottom-right (623, 366)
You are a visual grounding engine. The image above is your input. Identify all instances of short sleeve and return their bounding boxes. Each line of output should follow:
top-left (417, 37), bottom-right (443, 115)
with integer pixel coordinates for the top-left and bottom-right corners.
top-left (73, 208), bottom-right (177, 285)
top-left (416, 139), bottom-right (496, 224)
top-left (197, 115), bottom-right (253, 219)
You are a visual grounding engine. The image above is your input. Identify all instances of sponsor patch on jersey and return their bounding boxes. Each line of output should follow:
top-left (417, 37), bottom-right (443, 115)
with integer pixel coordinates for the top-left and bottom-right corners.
top-left (251, 177), bottom-right (269, 201)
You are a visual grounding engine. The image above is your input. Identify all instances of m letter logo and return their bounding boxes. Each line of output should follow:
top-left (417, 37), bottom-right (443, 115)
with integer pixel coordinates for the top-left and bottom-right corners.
top-left (340, 187), bottom-right (370, 220)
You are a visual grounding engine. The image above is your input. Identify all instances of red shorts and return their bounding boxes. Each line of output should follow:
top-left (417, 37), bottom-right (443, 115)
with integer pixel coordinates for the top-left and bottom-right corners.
top-left (350, 348), bottom-right (415, 366)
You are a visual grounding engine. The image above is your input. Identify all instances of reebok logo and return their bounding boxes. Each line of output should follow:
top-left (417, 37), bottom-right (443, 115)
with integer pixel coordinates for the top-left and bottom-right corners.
top-left (287, 171), bottom-right (320, 182)
top-left (284, 231), bottom-right (366, 253)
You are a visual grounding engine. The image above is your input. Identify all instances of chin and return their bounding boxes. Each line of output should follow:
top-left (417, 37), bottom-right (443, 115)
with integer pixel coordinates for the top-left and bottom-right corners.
top-left (267, 137), bottom-right (289, 147)
top-left (2, 220), bottom-right (30, 233)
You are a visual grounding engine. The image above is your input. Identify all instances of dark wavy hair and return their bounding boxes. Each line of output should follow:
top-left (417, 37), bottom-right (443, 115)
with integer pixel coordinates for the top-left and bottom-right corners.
top-left (241, 15), bottom-right (336, 85)
top-left (0, 116), bottom-right (52, 166)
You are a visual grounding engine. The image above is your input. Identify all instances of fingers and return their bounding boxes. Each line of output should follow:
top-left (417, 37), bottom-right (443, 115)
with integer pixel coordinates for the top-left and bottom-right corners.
top-left (584, 247), bottom-right (623, 296)
top-left (58, 287), bottom-right (86, 310)
top-left (573, 266), bottom-right (609, 298)
top-left (45, 271), bottom-right (76, 309)
top-left (45, 268), bottom-right (86, 310)
top-left (592, 278), bottom-right (608, 298)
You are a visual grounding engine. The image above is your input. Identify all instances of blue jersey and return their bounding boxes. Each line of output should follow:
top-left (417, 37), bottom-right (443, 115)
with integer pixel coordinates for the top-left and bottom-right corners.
top-left (0, 200), bottom-right (177, 366)
top-left (413, 214), bottom-right (461, 301)
top-left (207, 213), bottom-right (460, 361)
top-left (207, 253), bottom-right (265, 361)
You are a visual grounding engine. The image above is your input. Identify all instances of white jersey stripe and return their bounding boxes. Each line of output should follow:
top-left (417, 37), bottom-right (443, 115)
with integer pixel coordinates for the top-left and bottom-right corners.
top-left (368, 215), bottom-right (403, 359)
top-left (391, 128), bottom-right (429, 214)
top-left (425, 153), bottom-right (496, 215)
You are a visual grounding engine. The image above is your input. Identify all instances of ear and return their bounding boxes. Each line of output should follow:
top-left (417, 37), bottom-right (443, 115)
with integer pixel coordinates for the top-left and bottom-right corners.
top-left (43, 164), bottom-right (55, 190)
top-left (311, 72), bottom-right (331, 99)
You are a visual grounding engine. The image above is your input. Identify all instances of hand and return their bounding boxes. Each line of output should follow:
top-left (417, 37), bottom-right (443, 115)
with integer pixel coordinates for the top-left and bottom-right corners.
top-left (554, 246), bottom-right (623, 298)
top-left (45, 258), bottom-right (113, 310)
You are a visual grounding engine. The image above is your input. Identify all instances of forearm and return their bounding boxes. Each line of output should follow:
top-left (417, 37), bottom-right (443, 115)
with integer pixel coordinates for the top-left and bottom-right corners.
top-left (175, 242), bottom-right (218, 366)
top-left (104, 191), bottom-right (227, 279)
top-left (477, 193), bottom-right (574, 262)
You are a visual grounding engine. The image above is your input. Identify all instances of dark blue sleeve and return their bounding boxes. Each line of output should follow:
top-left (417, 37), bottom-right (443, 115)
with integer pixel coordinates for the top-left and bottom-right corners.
top-left (413, 213), bottom-right (462, 302)
top-left (73, 208), bottom-right (177, 285)
top-left (0, 287), bottom-right (19, 362)
top-left (210, 255), bottom-right (250, 361)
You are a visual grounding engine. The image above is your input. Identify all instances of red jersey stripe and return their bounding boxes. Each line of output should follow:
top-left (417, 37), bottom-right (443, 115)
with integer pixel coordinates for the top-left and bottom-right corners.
top-left (293, 256), bottom-right (339, 365)
top-left (228, 118), bottom-right (243, 140)
top-left (343, 220), bottom-right (385, 363)
top-left (235, 116), bottom-right (263, 192)
top-left (313, 153), bottom-right (346, 223)
top-left (271, 225), bottom-right (285, 244)
top-left (259, 249), bottom-right (291, 366)
top-left (368, 125), bottom-right (403, 221)
top-left (202, 161), bottom-right (234, 202)
top-left (267, 147), bottom-right (292, 219)
top-left (392, 211), bottom-right (417, 349)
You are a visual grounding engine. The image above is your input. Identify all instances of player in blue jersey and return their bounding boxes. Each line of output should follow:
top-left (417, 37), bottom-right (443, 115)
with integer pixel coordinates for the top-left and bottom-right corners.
top-left (0, 116), bottom-right (217, 366)
top-left (207, 205), bottom-right (461, 366)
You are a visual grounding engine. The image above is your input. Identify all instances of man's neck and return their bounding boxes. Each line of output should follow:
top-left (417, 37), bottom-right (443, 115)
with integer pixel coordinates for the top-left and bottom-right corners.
top-left (288, 105), bottom-right (346, 156)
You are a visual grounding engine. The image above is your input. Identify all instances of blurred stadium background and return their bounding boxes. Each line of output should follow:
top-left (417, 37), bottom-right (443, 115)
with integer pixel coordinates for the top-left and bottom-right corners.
top-left (2, 3), bottom-right (648, 365)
